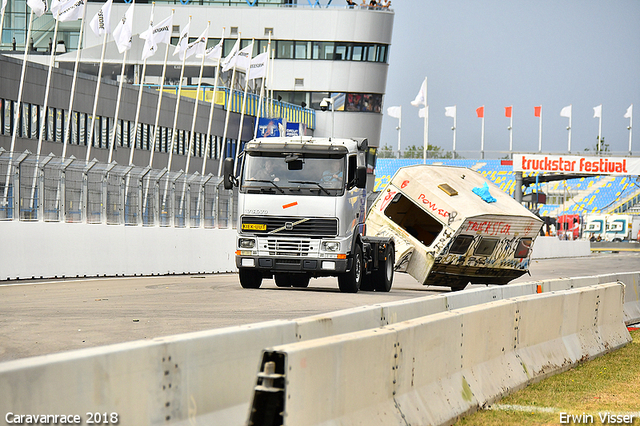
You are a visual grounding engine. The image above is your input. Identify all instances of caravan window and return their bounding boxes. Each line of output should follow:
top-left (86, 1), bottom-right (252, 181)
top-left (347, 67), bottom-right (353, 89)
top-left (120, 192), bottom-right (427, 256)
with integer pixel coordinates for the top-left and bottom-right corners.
top-left (383, 193), bottom-right (443, 246)
top-left (449, 235), bottom-right (474, 254)
top-left (474, 238), bottom-right (499, 256)
top-left (514, 238), bottom-right (533, 258)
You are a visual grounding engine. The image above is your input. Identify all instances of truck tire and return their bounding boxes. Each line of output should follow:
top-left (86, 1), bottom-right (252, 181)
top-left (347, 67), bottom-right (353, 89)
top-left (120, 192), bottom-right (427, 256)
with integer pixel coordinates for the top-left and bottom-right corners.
top-left (239, 269), bottom-right (262, 289)
top-left (373, 244), bottom-right (394, 292)
top-left (338, 244), bottom-right (363, 293)
top-left (291, 274), bottom-right (311, 288)
top-left (274, 274), bottom-right (292, 288)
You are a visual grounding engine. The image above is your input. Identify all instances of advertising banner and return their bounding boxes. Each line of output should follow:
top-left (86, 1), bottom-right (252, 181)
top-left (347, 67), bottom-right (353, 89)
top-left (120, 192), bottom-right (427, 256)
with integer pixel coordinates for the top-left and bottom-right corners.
top-left (285, 122), bottom-right (307, 137)
top-left (257, 118), bottom-right (282, 138)
top-left (513, 154), bottom-right (640, 176)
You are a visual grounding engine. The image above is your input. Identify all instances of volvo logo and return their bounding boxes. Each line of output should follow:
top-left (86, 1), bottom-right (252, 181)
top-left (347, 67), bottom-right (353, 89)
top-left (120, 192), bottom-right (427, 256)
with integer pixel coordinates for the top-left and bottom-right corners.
top-left (285, 222), bottom-right (294, 231)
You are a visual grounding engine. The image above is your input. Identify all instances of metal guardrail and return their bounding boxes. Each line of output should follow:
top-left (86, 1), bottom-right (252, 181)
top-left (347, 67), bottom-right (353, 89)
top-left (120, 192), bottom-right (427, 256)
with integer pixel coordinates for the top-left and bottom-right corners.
top-left (0, 149), bottom-right (237, 229)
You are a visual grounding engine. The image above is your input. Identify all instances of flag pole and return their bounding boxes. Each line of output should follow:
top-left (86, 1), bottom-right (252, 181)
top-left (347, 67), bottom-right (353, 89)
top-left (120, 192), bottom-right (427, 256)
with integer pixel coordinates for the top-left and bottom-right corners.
top-left (538, 106), bottom-right (542, 153)
top-left (37, 15), bottom-right (61, 157)
top-left (202, 28), bottom-right (224, 176)
top-left (254, 33), bottom-right (271, 138)
top-left (86, 31), bottom-right (109, 162)
top-left (422, 77), bottom-right (428, 163)
top-left (480, 106), bottom-right (485, 159)
top-left (508, 105), bottom-right (513, 155)
top-left (166, 15), bottom-right (192, 174)
top-left (268, 43), bottom-right (275, 118)
top-left (396, 110), bottom-right (401, 159)
top-left (597, 105), bottom-right (602, 154)
top-left (10, 9), bottom-right (35, 156)
top-left (4, 8), bottom-right (35, 205)
top-left (567, 105), bottom-right (572, 153)
top-left (131, 3), bottom-right (156, 165)
top-left (185, 21), bottom-right (210, 176)
top-left (628, 105), bottom-right (633, 155)
top-left (109, 50), bottom-right (127, 163)
top-left (452, 108), bottom-right (457, 159)
top-left (218, 34), bottom-right (241, 177)
top-left (0, 3), bottom-right (6, 47)
top-left (233, 39), bottom-right (254, 175)
top-left (61, 2), bottom-right (88, 159)
top-left (147, 14), bottom-right (173, 168)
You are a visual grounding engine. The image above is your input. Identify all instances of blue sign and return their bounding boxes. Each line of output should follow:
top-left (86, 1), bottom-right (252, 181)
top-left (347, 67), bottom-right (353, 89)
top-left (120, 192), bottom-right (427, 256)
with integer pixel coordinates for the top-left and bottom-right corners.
top-left (257, 118), bottom-right (282, 138)
top-left (285, 122), bottom-right (307, 137)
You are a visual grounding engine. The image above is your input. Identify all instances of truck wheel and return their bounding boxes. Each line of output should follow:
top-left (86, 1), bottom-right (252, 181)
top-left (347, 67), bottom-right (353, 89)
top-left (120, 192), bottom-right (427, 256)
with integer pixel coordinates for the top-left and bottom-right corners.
top-left (239, 269), bottom-right (262, 289)
top-left (274, 274), bottom-right (292, 288)
top-left (338, 244), bottom-right (363, 293)
top-left (291, 275), bottom-right (310, 288)
top-left (374, 245), bottom-right (394, 292)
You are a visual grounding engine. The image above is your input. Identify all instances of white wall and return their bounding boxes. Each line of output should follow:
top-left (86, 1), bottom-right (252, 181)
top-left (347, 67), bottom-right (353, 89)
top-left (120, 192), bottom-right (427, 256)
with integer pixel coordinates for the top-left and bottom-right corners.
top-left (0, 222), bottom-right (237, 280)
top-left (531, 236), bottom-right (591, 259)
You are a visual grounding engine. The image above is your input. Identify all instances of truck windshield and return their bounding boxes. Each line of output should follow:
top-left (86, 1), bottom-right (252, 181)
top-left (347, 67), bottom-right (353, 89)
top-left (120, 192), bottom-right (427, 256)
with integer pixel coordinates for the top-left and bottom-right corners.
top-left (241, 154), bottom-right (346, 195)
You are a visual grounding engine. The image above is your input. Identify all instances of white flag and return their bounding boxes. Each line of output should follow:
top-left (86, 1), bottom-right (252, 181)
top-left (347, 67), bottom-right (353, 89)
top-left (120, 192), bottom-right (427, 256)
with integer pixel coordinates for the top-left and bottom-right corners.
top-left (235, 43), bottom-right (253, 71)
top-left (140, 14), bottom-right (173, 60)
top-left (173, 21), bottom-right (191, 60)
top-left (52, 0), bottom-right (85, 22)
top-left (113, 2), bottom-right (134, 53)
top-left (560, 105), bottom-right (572, 118)
top-left (387, 106), bottom-right (401, 119)
top-left (445, 106), bottom-right (456, 118)
top-left (247, 52), bottom-right (268, 81)
top-left (27, 0), bottom-right (48, 17)
top-left (410, 79), bottom-right (426, 107)
top-left (221, 38), bottom-right (240, 72)
top-left (593, 104), bottom-right (602, 119)
top-left (201, 38), bottom-right (223, 60)
top-left (1, 0), bottom-right (8, 16)
top-left (89, 0), bottom-right (112, 37)
top-left (624, 105), bottom-right (633, 119)
top-left (184, 26), bottom-right (208, 60)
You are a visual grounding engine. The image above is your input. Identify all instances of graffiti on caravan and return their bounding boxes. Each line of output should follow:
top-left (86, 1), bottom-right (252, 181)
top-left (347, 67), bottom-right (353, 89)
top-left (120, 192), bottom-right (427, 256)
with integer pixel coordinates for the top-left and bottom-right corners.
top-left (513, 154), bottom-right (640, 176)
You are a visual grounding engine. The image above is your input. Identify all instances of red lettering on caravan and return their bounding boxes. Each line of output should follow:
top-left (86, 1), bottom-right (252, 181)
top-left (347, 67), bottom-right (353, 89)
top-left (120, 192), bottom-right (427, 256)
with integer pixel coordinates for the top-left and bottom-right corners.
top-left (466, 220), bottom-right (512, 236)
top-left (417, 194), bottom-right (449, 218)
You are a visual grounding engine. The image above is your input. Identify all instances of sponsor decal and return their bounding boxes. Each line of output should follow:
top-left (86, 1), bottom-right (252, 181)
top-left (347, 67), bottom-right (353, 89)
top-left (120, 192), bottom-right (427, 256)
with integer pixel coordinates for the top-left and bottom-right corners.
top-left (282, 202), bottom-right (298, 209)
top-left (513, 154), bottom-right (639, 175)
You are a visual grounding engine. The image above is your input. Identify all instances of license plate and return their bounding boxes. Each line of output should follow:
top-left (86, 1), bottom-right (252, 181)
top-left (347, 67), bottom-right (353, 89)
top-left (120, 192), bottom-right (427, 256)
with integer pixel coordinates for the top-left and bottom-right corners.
top-left (242, 223), bottom-right (267, 231)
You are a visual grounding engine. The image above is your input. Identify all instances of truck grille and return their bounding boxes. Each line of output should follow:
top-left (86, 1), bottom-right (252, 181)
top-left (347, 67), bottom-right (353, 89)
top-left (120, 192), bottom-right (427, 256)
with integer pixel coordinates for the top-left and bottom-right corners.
top-left (241, 216), bottom-right (338, 237)
top-left (267, 239), bottom-right (311, 257)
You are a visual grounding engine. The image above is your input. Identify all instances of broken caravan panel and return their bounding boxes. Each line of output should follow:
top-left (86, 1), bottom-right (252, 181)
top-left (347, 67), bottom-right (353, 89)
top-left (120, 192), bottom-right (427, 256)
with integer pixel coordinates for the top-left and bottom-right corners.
top-left (365, 165), bottom-right (544, 290)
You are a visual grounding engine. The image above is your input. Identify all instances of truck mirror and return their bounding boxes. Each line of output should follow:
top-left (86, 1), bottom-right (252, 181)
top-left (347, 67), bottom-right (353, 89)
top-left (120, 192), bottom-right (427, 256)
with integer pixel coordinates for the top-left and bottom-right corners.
top-left (356, 166), bottom-right (367, 189)
top-left (223, 158), bottom-right (235, 190)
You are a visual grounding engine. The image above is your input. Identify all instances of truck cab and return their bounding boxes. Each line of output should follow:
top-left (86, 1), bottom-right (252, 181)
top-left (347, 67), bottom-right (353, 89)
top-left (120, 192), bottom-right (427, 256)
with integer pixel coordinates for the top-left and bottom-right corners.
top-left (224, 136), bottom-right (394, 293)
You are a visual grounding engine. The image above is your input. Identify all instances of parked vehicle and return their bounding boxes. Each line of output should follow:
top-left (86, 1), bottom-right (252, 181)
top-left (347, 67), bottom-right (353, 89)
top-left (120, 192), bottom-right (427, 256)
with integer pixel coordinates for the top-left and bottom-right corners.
top-left (585, 214), bottom-right (640, 241)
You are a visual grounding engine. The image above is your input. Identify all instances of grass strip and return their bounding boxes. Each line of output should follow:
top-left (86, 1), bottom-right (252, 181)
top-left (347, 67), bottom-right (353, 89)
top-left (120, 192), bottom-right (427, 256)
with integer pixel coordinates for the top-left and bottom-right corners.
top-left (455, 328), bottom-right (640, 426)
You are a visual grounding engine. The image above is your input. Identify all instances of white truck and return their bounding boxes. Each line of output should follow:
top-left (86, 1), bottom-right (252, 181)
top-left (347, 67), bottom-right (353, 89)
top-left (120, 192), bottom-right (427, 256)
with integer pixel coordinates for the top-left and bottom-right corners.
top-left (585, 214), bottom-right (640, 241)
top-left (365, 165), bottom-right (544, 290)
top-left (223, 136), bottom-right (395, 293)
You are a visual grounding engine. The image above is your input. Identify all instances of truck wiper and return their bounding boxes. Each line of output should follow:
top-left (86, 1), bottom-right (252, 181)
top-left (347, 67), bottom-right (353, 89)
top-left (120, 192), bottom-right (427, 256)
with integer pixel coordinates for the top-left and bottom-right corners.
top-left (244, 179), bottom-right (285, 194)
top-left (289, 180), bottom-right (331, 196)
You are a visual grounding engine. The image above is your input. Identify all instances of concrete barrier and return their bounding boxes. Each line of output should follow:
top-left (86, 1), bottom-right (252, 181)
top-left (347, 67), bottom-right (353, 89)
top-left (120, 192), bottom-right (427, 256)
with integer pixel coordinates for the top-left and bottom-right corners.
top-left (249, 283), bottom-right (630, 426)
top-left (530, 236), bottom-right (591, 259)
top-left (1, 273), bottom-right (637, 425)
top-left (0, 222), bottom-right (238, 280)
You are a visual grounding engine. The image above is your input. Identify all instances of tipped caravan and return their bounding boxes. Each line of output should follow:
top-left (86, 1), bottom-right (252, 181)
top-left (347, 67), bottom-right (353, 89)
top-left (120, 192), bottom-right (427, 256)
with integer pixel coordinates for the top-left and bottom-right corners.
top-left (366, 165), bottom-right (544, 290)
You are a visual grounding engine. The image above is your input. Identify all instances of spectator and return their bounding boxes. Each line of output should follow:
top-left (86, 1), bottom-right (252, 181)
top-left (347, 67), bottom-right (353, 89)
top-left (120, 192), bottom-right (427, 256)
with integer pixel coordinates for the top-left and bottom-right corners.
top-left (346, 0), bottom-right (356, 6)
top-left (380, 0), bottom-right (391, 7)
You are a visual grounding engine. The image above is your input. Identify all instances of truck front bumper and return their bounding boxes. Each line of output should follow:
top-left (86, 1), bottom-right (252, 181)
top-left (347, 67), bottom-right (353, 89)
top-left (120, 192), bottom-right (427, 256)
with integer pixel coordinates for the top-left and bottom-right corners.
top-left (236, 256), bottom-right (349, 274)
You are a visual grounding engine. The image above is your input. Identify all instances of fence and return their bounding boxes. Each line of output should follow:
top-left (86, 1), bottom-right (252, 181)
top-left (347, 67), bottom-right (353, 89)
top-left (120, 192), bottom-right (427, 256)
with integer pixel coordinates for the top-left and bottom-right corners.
top-left (0, 149), bottom-right (237, 229)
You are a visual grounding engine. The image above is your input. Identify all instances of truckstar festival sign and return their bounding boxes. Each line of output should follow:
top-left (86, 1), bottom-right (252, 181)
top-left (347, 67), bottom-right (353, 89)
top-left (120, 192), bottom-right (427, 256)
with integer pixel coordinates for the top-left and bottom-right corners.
top-left (513, 154), bottom-right (640, 176)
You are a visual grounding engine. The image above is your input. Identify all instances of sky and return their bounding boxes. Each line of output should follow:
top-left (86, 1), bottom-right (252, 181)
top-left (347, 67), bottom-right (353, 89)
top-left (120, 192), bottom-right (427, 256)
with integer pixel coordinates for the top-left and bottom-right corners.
top-left (379, 0), bottom-right (640, 158)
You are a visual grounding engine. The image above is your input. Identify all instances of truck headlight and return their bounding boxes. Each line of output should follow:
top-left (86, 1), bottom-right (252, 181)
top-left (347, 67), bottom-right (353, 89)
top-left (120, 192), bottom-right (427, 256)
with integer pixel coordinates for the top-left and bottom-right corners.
top-left (322, 241), bottom-right (340, 252)
top-left (239, 238), bottom-right (256, 249)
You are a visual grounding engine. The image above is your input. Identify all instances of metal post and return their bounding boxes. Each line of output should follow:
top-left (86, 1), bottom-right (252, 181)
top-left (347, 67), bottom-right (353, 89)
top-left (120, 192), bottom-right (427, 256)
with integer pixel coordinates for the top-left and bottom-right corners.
top-left (13, 151), bottom-right (31, 221)
top-left (515, 172), bottom-right (523, 203)
top-left (83, 159), bottom-right (98, 224)
top-left (37, 154), bottom-right (55, 222)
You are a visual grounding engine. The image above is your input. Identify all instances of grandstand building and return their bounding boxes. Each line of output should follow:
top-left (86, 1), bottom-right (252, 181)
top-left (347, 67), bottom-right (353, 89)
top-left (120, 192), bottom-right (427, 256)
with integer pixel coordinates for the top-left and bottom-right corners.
top-left (0, 1), bottom-right (394, 174)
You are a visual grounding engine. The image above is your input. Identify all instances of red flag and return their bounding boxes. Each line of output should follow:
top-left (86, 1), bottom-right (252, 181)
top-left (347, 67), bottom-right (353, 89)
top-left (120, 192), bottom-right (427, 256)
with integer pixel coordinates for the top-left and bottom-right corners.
top-left (505, 106), bottom-right (512, 118)
top-left (476, 106), bottom-right (484, 118)
top-left (534, 106), bottom-right (542, 117)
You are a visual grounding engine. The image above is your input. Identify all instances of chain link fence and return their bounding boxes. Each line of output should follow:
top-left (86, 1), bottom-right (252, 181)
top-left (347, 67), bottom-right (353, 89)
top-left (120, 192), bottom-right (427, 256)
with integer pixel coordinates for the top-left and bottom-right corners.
top-left (0, 150), bottom-right (236, 228)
